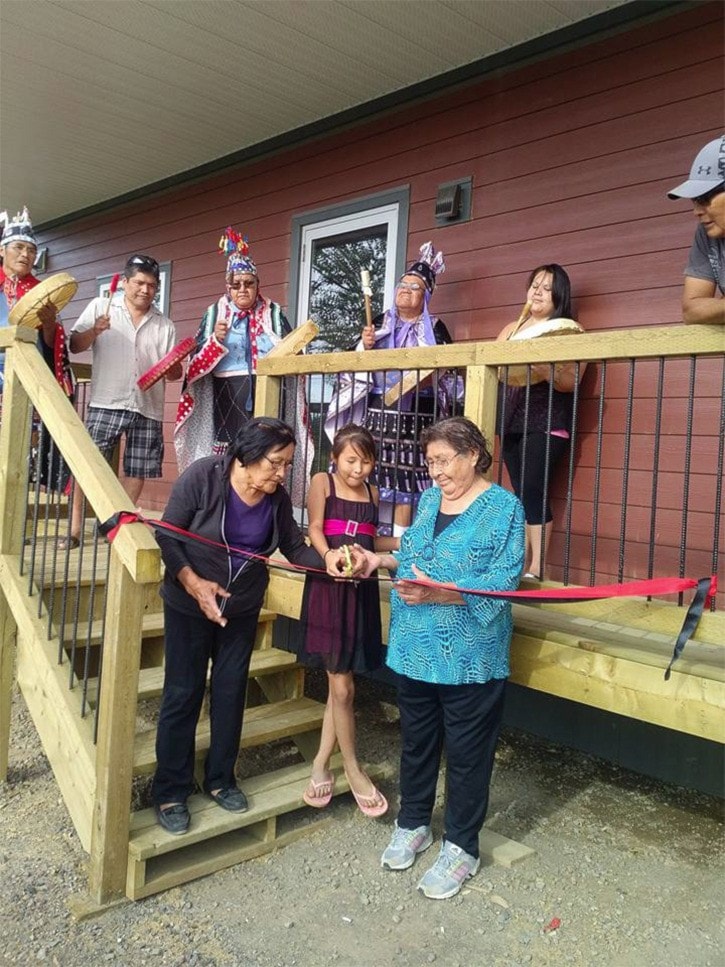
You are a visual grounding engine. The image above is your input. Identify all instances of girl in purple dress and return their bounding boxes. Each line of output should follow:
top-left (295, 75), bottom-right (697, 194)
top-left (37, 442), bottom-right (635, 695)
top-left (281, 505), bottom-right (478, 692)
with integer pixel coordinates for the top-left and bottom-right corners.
top-left (299, 425), bottom-right (395, 817)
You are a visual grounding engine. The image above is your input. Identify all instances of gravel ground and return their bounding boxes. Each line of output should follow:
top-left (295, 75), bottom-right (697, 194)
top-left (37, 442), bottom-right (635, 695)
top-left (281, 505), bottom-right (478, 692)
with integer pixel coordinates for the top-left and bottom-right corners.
top-left (1, 671), bottom-right (723, 967)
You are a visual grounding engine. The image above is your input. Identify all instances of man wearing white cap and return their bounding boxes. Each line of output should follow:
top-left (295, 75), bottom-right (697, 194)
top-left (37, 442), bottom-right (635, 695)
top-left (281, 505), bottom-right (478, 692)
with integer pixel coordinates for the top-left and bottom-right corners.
top-left (667, 136), bottom-right (725, 324)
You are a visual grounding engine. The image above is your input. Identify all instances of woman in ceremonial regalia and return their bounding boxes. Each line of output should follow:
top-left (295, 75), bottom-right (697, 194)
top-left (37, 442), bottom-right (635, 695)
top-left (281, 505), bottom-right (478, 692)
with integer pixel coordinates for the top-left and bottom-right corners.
top-left (324, 242), bottom-right (461, 537)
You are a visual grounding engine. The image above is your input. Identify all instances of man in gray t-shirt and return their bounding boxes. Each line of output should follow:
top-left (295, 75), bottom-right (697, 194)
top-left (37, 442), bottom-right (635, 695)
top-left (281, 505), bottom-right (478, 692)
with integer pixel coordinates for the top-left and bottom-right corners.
top-left (667, 135), bottom-right (725, 325)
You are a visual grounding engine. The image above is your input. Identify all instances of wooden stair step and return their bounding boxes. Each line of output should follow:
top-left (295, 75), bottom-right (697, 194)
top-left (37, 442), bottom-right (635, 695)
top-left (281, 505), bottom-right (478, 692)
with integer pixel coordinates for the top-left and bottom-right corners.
top-left (126, 755), bottom-right (395, 900)
top-left (133, 645), bottom-right (298, 700)
top-left (64, 607), bottom-right (276, 648)
top-left (133, 696), bottom-right (325, 775)
top-left (85, 646), bottom-right (299, 706)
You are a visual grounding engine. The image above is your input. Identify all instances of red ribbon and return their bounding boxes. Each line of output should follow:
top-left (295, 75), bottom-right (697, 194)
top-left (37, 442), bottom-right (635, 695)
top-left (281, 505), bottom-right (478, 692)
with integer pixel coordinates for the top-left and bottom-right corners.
top-left (100, 511), bottom-right (716, 678)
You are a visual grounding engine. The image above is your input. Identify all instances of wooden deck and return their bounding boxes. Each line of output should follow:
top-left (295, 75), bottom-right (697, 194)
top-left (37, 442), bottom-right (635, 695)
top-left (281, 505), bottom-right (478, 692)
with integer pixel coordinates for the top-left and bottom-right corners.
top-left (265, 568), bottom-right (725, 744)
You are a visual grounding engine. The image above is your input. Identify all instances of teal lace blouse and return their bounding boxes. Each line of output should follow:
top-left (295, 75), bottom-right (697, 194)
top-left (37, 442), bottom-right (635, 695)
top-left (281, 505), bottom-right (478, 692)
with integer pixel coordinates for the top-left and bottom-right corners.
top-left (387, 484), bottom-right (525, 685)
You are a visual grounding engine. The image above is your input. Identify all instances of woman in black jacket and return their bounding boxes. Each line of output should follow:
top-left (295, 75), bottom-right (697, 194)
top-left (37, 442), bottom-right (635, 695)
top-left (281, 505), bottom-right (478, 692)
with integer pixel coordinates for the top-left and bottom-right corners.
top-left (152, 418), bottom-right (337, 835)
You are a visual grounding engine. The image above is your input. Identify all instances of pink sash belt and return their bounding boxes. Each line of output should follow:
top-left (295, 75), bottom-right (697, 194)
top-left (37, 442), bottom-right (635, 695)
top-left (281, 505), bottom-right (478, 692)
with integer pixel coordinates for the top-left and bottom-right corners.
top-left (323, 519), bottom-right (377, 538)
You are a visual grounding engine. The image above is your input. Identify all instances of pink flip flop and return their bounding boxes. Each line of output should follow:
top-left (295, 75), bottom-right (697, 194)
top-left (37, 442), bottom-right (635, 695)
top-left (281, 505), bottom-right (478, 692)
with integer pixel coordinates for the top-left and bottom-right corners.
top-left (302, 772), bottom-right (335, 809)
top-left (345, 771), bottom-right (388, 818)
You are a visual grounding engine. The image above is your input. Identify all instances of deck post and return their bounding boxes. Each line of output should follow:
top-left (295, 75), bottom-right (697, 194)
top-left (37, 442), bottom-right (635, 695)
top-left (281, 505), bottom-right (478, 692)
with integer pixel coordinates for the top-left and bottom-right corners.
top-left (254, 373), bottom-right (282, 419)
top-left (87, 552), bottom-right (145, 902)
top-left (463, 364), bottom-right (500, 472)
top-left (0, 335), bottom-right (35, 552)
top-left (0, 591), bottom-right (16, 781)
top-left (0, 337), bottom-right (34, 779)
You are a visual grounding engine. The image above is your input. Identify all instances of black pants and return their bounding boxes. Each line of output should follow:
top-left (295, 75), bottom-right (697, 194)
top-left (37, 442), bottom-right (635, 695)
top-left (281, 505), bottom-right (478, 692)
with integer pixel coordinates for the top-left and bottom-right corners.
top-left (152, 604), bottom-right (258, 804)
top-left (501, 432), bottom-right (569, 525)
top-left (396, 675), bottom-right (506, 858)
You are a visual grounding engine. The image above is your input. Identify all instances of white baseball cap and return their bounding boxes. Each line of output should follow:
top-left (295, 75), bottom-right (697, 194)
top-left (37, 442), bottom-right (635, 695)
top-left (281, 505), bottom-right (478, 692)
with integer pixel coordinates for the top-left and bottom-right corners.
top-left (667, 136), bottom-right (725, 199)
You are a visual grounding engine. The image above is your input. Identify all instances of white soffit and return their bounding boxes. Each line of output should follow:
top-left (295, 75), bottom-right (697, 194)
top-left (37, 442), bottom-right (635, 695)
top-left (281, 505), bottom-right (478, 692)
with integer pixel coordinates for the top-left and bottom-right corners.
top-left (0, 0), bottom-right (632, 224)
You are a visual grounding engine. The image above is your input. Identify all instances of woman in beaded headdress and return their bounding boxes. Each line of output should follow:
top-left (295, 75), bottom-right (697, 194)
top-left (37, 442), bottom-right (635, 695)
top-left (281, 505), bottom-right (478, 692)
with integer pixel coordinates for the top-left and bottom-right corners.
top-left (324, 242), bottom-right (461, 537)
top-left (0, 207), bottom-right (75, 489)
top-left (175, 229), bottom-right (313, 497)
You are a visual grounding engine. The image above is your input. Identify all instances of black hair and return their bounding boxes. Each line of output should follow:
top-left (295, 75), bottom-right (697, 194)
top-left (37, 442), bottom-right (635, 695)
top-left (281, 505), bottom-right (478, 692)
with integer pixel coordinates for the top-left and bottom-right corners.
top-left (527, 263), bottom-right (573, 319)
top-left (230, 418), bottom-right (296, 466)
top-left (420, 417), bottom-right (492, 475)
top-left (124, 254), bottom-right (160, 282)
top-left (332, 424), bottom-right (377, 464)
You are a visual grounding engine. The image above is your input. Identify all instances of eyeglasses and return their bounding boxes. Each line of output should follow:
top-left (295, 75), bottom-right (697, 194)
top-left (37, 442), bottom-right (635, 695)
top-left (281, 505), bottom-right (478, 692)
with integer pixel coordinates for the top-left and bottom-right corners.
top-left (263, 457), bottom-right (293, 474)
top-left (229, 280), bottom-right (258, 290)
top-left (424, 453), bottom-right (462, 472)
top-left (396, 282), bottom-right (424, 292)
top-left (692, 185), bottom-right (725, 206)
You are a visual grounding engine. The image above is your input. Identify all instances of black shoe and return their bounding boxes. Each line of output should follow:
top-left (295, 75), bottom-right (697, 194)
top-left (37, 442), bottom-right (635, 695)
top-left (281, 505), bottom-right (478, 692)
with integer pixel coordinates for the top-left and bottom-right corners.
top-left (155, 802), bottom-right (190, 835)
top-left (209, 786), bottom-right (248, 812)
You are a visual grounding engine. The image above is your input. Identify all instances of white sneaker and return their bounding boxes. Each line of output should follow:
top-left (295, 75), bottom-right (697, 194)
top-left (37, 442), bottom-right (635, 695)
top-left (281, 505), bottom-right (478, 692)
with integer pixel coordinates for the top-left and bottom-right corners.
top-left (417, 840), bottom-right (480, 899)
top-left (381, 821), bottom-right (433, 870)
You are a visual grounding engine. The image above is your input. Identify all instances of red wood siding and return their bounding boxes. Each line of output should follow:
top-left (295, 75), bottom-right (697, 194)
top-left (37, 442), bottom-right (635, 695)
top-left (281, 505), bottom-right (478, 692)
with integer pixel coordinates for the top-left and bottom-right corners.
top-left (37, 2), bottom-right (723, 588)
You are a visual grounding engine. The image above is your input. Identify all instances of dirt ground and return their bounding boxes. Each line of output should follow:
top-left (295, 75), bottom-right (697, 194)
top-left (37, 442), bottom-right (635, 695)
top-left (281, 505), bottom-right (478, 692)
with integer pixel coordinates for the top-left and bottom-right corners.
top-left (1, 671), bottom-right (723, 967)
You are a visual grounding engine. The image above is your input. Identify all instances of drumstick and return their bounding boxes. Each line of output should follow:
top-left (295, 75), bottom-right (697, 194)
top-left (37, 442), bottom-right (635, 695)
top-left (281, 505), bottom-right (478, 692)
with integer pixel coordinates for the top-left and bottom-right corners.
top-left (105, 273), bottom-right (121, 317)
top-left (516, 300), bottom-right (531, 325)
top-left (509, 300), bottom-right (532, 340)
top-left (360, 268), bottom-right (374, 331)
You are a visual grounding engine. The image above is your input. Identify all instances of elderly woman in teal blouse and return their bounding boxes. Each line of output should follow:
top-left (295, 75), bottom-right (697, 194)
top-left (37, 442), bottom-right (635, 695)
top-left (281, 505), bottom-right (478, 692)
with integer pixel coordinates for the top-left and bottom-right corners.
top-left (359, 416), bottom-right (524, 900)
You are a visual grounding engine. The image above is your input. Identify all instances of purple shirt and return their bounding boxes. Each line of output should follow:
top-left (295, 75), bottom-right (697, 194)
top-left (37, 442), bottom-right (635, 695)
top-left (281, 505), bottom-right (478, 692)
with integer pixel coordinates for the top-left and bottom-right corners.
top-left (225, 490), bottom-right (272, 571)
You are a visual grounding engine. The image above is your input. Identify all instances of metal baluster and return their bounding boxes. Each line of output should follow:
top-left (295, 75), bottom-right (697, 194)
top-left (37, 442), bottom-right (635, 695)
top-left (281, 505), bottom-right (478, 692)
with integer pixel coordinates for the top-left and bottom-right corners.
top-left (540, 367), bottom-right (555, 578)
top-left (392, 368), bottom-right (405, 527)
top-left (45, 437), bottom-right (66, 640)
top-left (678, 356), bottom-right (697, 605)
top-left (23, 407), bottom-right (39, 586)
top-left (562, 362), bottom-right (581, 585)
top-left (93, 558), bottom-right (112, 743)
top-left (589, 361), bottom-right (607, 586)
top-left (519, 370), bottom-right (531, 522)
top-left (617, 360), bottom-right (636, 585)
top-left (496, 370), bottom-right (508, 487)
top-left (80, 529), bottom-right (102, 718)
top-left (710, 358), bottom-right (725, 612)
top-left (67, 507), bottom-right (87, 690)
top-left (646, 358), bottom-right (666, 596)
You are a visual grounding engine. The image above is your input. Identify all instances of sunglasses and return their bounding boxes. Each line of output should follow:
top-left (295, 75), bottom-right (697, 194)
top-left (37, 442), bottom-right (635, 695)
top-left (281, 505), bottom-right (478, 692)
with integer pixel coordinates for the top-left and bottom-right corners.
top-left (229, 280), bottom-right (258, 290)
top-left (127, 255), bottom-right (160, 277)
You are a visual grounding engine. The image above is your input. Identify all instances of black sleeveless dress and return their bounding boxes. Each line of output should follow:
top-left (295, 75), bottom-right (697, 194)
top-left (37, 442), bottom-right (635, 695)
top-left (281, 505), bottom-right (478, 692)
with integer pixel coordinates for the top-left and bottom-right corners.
top-left (298, 475), bottom-right (383, 674)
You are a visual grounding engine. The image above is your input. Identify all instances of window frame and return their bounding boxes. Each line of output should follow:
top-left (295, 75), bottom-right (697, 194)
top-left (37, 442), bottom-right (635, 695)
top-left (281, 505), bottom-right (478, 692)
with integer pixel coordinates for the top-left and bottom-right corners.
top-left (288, 186), bottom-right (410, 329)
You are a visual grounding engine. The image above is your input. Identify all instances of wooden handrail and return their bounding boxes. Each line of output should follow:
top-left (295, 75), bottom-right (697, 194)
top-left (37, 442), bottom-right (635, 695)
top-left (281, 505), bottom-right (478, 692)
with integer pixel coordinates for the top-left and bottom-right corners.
top-left (256, 324), bottom-right (725, 377)
top-left (266, 319), bottom-right (318, 357)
